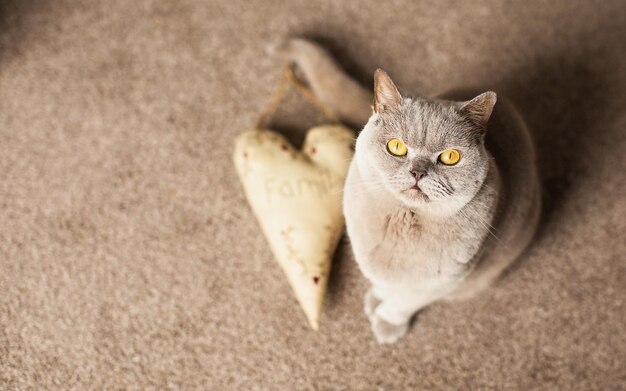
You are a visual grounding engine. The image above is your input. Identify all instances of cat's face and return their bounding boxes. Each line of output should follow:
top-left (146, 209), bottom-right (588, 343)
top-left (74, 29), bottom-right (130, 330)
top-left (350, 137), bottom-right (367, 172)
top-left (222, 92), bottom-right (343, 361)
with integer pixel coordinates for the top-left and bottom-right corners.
top-left (354, 70), bottom-right (496, 216)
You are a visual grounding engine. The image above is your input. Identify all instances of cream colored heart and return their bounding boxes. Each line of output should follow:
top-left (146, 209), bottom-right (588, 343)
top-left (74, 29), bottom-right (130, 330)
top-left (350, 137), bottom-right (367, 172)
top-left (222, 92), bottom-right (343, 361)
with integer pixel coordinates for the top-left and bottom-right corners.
top-left (233, 124), bottom-right (354, 330)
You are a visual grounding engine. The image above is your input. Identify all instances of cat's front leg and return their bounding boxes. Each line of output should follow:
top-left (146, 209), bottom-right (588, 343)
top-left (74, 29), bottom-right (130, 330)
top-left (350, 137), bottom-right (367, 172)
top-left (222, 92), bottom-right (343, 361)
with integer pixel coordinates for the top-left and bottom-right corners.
top-left (370, 288), bottom-right (444, 344)
top-left (370, 312), bottom-right (410, 344)
top-left (363, 285), bottom-right (383, 321)
top-left (363, 285), bottom-right (411, 343)
top-left (368, 297), bottom-right (414, 343)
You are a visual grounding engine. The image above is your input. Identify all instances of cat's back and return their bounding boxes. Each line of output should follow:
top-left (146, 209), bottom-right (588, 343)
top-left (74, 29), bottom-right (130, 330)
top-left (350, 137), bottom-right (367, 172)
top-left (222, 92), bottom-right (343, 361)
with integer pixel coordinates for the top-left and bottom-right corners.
top-left (439, 89), bottom-right (542, 296)
top-left (484, 95), bottom-right (541, 243)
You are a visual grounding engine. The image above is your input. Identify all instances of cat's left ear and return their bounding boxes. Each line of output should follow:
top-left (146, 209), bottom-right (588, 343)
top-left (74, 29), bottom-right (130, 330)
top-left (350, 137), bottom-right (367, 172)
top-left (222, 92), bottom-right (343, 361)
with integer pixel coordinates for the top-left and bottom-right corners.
top-left (459, 92), bottom-right (497, 127)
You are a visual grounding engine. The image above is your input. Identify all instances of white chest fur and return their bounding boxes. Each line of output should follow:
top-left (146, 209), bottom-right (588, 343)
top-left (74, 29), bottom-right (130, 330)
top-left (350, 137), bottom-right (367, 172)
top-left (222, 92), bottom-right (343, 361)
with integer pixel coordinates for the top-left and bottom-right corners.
top-left (343, 163), bottom-right (496, 291)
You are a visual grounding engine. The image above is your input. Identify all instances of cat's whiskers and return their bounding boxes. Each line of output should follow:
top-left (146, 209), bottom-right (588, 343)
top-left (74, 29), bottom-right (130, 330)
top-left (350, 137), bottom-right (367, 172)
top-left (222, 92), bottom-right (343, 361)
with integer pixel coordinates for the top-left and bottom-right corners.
top-left (458, 207), bottom-right (499, 241)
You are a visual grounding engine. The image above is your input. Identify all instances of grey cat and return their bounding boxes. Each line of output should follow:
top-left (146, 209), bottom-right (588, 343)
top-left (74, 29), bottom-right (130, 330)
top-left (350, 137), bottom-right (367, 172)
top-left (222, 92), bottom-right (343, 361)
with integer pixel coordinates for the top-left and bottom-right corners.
top-left (274, 38), bottom-right (541, 343)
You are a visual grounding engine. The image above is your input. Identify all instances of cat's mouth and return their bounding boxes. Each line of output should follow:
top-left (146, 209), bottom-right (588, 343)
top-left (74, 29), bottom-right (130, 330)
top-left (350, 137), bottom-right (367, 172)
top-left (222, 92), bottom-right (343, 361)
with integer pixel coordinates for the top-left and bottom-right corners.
top-left (402, 184), bottom-right (429, 201)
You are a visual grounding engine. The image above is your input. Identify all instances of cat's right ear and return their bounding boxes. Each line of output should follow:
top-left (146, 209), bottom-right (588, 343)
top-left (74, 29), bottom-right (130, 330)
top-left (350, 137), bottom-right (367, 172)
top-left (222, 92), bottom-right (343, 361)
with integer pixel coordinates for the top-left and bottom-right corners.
top-left (459, 92), bottom-right (497, 127)
top-left (373, 69), bottom-right (402, 113)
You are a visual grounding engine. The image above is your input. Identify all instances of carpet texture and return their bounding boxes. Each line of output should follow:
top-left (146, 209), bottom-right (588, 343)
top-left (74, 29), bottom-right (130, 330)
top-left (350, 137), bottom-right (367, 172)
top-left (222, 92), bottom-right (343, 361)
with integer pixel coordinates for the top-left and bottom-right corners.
top-left (1, 0), bottom-right (625, 389)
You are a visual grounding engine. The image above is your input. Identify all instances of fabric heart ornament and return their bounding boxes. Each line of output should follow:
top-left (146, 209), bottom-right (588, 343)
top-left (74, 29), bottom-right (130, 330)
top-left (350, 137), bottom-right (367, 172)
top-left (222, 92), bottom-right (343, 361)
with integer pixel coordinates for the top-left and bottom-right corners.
top-left (233, 124), bottom-right (354, 329)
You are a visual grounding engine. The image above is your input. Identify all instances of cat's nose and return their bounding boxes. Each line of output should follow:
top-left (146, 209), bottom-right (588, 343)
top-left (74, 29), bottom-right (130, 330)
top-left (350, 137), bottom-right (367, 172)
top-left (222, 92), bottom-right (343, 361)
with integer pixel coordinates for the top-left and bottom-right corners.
top-left (410, 169), bottom-right (426, 180)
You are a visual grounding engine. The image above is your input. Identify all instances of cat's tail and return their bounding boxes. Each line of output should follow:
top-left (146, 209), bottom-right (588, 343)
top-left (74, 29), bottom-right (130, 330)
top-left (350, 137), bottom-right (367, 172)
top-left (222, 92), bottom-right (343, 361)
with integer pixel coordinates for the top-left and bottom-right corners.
top-left (268, 38), bottom-right (373, 127)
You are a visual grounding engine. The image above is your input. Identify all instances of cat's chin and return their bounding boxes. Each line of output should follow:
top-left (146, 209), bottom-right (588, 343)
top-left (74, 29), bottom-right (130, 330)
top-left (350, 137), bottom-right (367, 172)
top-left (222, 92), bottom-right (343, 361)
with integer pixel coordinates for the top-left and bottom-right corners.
top-left (398, 187), bottom-right (430, 206)
top-left (397, 188), bottom-right (464, 216)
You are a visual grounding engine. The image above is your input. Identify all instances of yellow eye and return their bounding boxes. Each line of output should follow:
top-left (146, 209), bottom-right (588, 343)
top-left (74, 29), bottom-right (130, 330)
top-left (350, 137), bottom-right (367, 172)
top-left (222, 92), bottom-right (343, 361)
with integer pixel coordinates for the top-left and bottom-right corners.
top-left (386, 138), bottom-right (408, 156)
top-left (438, 149), bottom-right (461, 165)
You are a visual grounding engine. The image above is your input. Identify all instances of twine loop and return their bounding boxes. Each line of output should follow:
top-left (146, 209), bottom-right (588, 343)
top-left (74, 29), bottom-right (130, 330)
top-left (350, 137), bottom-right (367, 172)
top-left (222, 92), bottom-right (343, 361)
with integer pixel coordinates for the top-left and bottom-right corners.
top-left (255, 64), bottom-right (341, 129)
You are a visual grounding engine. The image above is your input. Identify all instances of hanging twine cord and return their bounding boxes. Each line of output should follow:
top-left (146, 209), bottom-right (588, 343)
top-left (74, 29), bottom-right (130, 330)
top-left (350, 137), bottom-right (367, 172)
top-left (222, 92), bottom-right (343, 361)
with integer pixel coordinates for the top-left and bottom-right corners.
top-left (255, 64), bottom-right (342, 129)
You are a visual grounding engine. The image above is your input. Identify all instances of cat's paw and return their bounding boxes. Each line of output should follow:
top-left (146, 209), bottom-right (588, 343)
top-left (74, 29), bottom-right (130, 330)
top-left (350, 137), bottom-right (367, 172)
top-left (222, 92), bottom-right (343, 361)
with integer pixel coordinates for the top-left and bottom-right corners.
top-left (364, 288), bottom-right (381, 321)
top-left (370, 314), bottom-right (409, 344)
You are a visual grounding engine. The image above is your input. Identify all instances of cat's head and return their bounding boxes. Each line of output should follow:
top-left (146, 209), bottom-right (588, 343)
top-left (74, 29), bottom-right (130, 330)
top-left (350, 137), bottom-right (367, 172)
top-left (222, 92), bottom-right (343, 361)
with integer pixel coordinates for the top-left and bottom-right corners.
top-left (354, 69), bottom-right (497, 216)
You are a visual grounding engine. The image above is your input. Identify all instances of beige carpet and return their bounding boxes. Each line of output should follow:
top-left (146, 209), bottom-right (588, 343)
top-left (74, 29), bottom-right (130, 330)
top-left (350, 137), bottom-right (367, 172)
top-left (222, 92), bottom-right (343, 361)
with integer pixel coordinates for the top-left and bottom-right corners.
top-left (1, 0), bottom-right (625, 389)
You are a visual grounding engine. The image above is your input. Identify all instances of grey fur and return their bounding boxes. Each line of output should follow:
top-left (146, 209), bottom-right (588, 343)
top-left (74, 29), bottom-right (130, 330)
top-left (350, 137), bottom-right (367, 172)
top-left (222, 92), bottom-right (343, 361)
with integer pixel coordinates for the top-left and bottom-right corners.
top-left (275, 38), bottom-right (541, 344)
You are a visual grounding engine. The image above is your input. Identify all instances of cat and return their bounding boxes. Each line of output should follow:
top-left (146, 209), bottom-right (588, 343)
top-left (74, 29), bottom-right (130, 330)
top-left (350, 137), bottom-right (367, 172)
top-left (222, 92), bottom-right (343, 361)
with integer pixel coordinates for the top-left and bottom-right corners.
top-left (273, 38), bottom-right (541, 343)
